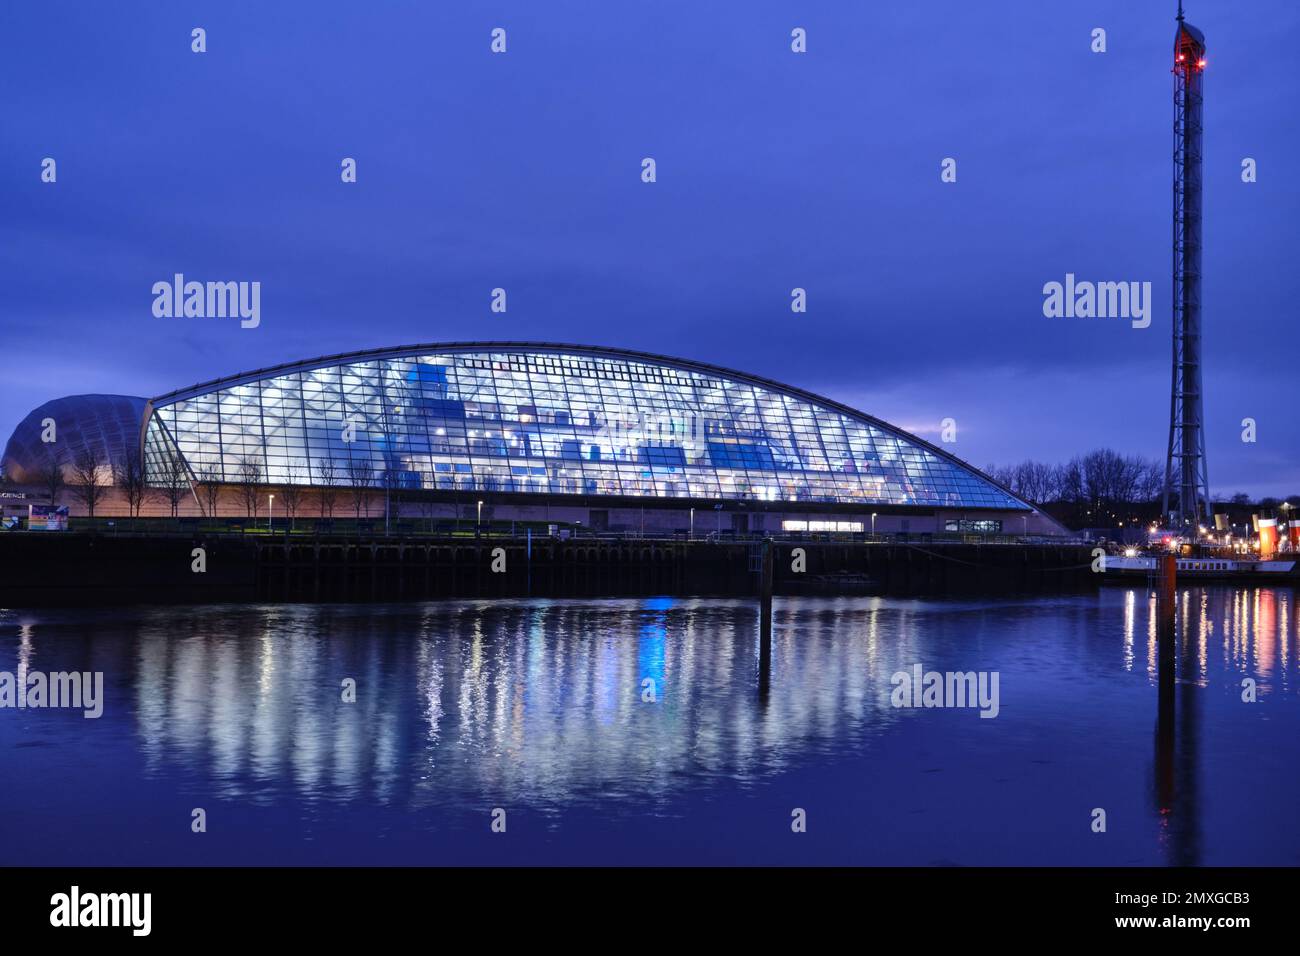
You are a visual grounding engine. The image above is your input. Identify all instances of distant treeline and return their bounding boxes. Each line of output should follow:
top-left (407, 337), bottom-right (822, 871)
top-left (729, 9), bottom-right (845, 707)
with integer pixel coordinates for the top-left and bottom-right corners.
top-left (986, 448), bottom-right (1299, 531)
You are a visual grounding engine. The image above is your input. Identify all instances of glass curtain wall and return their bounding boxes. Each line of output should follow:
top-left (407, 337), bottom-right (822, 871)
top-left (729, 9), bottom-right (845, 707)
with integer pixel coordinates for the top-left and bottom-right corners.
top-left (146, 349), bottom-right (1026, 510)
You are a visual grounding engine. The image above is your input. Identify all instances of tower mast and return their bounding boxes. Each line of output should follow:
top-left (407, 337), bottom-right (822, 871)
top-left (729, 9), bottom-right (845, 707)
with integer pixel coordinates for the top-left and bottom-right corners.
top-left (1163, 2), bottom-right (1210, 530)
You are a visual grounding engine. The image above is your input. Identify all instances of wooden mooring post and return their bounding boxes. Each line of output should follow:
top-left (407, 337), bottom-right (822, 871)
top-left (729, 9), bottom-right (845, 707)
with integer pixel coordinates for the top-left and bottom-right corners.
top-left (1157, 552), bottom-right (1177, 679)
top-left (758, 538), bottom-right (774, 695)
top-left (1155, 551), bottom-right (1177, 809)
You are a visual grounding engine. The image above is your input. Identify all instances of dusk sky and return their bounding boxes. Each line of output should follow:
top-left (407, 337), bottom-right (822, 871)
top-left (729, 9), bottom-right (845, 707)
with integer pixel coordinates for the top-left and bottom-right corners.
top-left (3, 1), bottom-right (1296, 497)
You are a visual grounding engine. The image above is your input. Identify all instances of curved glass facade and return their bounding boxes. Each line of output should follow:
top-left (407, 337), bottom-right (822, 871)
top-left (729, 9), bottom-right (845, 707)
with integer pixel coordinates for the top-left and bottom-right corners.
top-left (144, 345), bottom-right (1028, 510)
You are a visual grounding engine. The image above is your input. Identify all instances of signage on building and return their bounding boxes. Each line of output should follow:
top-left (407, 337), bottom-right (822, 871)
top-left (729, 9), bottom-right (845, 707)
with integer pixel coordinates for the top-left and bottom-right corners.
top-left (28, 504), bottom-right (70, 531)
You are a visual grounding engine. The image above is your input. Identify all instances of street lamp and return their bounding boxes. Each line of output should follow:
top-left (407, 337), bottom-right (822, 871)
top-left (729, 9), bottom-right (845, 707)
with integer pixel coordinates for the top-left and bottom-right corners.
top-left (689, 507), bottom-right (694, 538)
top-left (477, 499), bottom-right (483, 532)
top-left (871, 512), bottom-right (877, 536)
top-left (268, 494), bottom-right (274, 532)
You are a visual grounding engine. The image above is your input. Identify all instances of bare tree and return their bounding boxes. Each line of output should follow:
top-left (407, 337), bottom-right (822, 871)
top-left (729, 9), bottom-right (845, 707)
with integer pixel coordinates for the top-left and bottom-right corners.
top-left (1015, 461), bottom-right (1060, 504)
top-left (194, 460), bottom-right (225, 518)
top-left (316, 457), bottom-right (339, 519)
top-left (234, 456), bottom-right (263, 519)
top-left (1079, 449), bottom-right (1165, 527)
top-left (68, 447), bottom-right (109, 518)
top-left (346, 458), bottom-right (374, 519)
top-left (114, 452), bottom-right (149, 519)
top-left (152, 446), bottom-right (191, 518)
top-left (1134, 459), bottom-right (1164, 505)
top-left (984, 463), bottom-right (1017, 497)
top-left (380, 466), bottom-right (403, 535)
top-left (986, 459), bottom-right (1064, 506)
top-left (278, 464), bottom-right (306, 532)
top-left (1055, 458), bottom-right (1084, 505)
top-left (36, 446), bottom-right (66, 504)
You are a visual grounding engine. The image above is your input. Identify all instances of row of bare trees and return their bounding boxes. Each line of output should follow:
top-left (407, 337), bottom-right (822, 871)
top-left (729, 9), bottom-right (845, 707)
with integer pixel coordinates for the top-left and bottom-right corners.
top-left (986, 448), bottom-right (1165, 529)
top-left (18, 445), bottom-right (382, 525)
top-left (22, 446), bottom-right (164, 518)
top-left (190, 456), bottom-right (379, 525)
top-left (179, 455), bottom-right (386, 525)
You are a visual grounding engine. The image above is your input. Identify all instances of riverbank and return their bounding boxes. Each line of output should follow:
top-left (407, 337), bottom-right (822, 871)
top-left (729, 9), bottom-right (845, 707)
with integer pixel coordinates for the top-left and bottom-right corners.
top-left (0, 533), bottom-right (1098, 606)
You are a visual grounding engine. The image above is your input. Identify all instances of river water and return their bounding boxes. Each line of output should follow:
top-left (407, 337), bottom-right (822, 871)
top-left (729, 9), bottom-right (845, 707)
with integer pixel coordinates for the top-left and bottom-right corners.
top-left (2, 587), bottom-right (1297, 865)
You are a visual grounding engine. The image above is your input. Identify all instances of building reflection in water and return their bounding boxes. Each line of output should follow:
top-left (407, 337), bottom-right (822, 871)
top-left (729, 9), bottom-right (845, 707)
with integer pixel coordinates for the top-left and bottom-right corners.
top-left (5, 587), bottom-right (1295, 854)
top-left (118, 599), bottom-right (922, 812)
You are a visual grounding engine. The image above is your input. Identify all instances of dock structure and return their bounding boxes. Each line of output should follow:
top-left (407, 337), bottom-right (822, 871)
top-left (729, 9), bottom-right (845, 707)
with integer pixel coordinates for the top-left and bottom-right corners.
top-left (0, 533), bottom-right (1098, 606)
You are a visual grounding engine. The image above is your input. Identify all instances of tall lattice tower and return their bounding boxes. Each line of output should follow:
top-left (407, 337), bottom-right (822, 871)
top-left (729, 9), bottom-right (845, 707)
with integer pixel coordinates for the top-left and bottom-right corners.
top-left (1163, 2), bottom-right (1210, 530)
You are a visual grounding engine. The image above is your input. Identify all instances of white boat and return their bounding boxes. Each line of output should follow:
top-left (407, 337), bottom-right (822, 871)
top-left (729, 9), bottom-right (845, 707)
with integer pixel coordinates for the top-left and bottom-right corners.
top-left (1102, 554), bottom-right (1298, 581)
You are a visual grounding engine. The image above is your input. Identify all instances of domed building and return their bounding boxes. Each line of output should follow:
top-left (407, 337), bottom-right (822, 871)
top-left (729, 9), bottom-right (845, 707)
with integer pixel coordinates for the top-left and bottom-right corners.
top-left (2, 394), bottom-right (148, 484)
top-left (4, 343), bottom-right (1063, 534)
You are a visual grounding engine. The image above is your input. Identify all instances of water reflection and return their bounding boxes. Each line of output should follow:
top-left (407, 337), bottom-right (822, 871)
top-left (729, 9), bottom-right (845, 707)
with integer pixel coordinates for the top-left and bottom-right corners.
top-left (1146, 585), bottom-right (1300, 866)
top-left (109, 599), bottom-right (921, 810)
top-left (2, 587), bottom-right (1298, 864)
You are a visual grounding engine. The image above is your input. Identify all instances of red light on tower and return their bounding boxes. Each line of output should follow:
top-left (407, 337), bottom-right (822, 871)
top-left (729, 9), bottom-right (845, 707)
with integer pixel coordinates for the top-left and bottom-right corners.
top-left (1197, 58), bottom-right (1206, 68)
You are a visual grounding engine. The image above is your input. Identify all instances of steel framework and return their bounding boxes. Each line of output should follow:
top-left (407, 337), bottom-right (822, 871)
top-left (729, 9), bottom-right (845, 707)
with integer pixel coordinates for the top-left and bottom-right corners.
top-left (1163, 3), bottom-right (1210, 529)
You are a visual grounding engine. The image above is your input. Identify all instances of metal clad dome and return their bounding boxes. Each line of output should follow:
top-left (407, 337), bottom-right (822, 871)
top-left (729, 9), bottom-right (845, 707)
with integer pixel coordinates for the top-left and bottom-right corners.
top-left (2, 394), bottom-right (148, 483)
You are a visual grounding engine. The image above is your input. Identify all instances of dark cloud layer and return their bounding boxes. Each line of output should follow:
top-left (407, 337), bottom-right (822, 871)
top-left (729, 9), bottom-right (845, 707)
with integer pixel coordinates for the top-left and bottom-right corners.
top-left (2, 1), bottom-right (1296, 497)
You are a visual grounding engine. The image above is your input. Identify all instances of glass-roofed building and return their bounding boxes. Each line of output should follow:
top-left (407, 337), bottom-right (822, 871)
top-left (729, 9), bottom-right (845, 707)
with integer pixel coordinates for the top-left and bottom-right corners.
top-left (4, 343), bottom-right (1063, 534)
